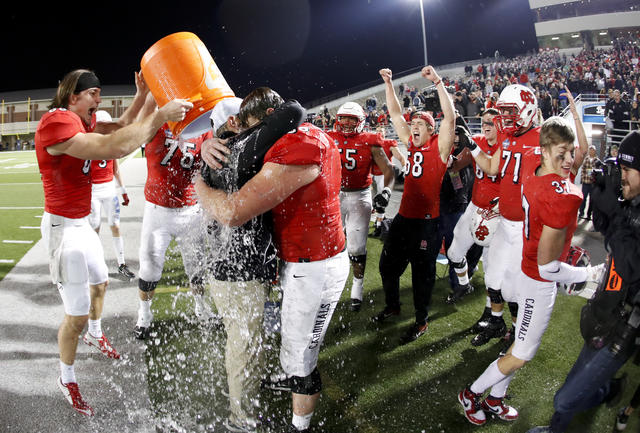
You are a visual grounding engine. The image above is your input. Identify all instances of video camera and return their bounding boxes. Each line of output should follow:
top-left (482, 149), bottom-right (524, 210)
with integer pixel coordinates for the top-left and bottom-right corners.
top-left (421, 85), bottom-right (455, 114)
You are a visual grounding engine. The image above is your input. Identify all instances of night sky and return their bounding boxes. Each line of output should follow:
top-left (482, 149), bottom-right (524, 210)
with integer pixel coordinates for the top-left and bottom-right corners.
top-left (3, 0), bottom-right (537, 105)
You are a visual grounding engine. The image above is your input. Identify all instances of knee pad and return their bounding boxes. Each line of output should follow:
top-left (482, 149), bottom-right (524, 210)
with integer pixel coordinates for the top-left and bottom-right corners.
top-left (348, 254), bottom-right (367, 265)
top-left (508, 301), bottom-right (519, 318)
top-left (448, 256), bottom-right (467, 272)
top-left (138, 278), bottom-right (158, 292)
top-left (487, 287), bottom-right (504, 304)
top-left (290, 367), bottom-right (322, 395)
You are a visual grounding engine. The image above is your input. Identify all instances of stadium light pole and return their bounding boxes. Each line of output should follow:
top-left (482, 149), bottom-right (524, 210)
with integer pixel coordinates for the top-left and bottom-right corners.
top-left (419, 0), bottom-right (428, 66)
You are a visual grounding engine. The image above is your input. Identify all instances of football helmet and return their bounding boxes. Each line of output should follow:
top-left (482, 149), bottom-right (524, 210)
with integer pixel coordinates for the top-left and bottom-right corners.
top-left (559, 246), bottom-right (591, 295)
top-left (494, 84), bottom-right (538, 135)
top-left (335, 102), bottom-right (366, 135)
top-left (470, 201), bottom-right (500, 247)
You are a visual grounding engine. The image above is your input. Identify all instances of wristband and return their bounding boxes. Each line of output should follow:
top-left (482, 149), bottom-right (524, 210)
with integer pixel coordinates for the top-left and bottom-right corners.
top-left (119, 186), bottom-right (127, 195)
top-left (470, 147), bottom-right (481, 158)
top-left (382, 187), bottom-right (391, 197)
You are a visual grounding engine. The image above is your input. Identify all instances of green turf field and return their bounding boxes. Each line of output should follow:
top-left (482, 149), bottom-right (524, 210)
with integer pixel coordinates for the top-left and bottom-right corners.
top-left (146, 236), bottom-right (640, 433)
top-left (0, 151), bottom-right (44, 280)
top-left (2, 150), bottom-right (638, 432)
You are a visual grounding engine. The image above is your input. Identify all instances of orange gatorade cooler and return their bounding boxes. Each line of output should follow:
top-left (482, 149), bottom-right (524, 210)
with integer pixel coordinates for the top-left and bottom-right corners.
top-left (141, 32), bottom-right (236, 138)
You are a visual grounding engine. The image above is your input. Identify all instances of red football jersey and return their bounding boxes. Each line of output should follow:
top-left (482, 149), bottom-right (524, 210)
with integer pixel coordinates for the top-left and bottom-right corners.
top-left (91, 159), bottom-right (114, 184)
top-left (399, 135), bottom-right (448, 219)
top-left (497, 127), bottom-right (541, 221)
top-left (144, 125), bottom-right (210, 208)
top-left (264, 123), bottom-right (345, 262)
top-left (471, 134), bottom-right (500, 209)
top-left (371, 138), bottom-right (397, 176)
top-left (35, 109), bottom-right (95, 218)
top-left (326, 130), bottom-right (383, 189)
top-left (521, 173), bottom-right (583, 281)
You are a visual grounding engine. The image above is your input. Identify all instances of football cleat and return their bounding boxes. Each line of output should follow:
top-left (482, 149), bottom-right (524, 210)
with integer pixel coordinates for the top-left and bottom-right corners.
top-left (57, 377), bottom-right (94, 416)
top-left (471, 307), bottom-right (492, 333)
top-left (133, 325), bottom-right (150, 340)
top-left (399, 321), bottom-right (428, 345)
top-left (371, 306), bottom-right (400, 323)
top-left (445, 283), bottom-right (474, 304)
top-left (615, 406), bottom-right (629, 431)
top-left (458, 387), bottom-right (486, 426)
top-left (482, 395), bottom-right (519, 421)
top-left (350, 298), bottom-right (362, 312)
top-left (471, 317), bottom-right (506, 346)
top-left (118, 263), bottom-right (135, 280)
top-left (83, 332), bottom-right (121, 359)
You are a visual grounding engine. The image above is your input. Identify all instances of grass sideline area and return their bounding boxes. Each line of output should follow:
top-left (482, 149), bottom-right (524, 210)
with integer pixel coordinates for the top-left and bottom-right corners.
top-left (147, 237), bottom-right (640, 433)
top-left (2, 150), bottom-right (638, 432)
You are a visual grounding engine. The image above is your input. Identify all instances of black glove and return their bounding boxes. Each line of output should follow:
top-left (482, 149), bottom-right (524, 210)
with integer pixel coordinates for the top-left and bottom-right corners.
top-left (392, 165), bottom-right (404, 183)
top-left (455, 125), bottom-right (478, 151)
top-left (373, 187), bottom-right (391, 213)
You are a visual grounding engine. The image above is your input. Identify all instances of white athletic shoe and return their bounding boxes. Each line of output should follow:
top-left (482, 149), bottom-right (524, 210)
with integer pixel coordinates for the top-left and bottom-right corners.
top-left (57, 377), bottom-right (94, 416)
top-left (82, 332), bottom-right (121, 359)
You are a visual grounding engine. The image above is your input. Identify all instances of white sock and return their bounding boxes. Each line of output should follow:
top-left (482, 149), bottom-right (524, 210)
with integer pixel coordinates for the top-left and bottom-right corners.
top-left (60, 361), bottom-right (76, 384)
top-left (485, 296), bottom-right (492, 308)
top-left (88, 319), bottom-right (102, 338)
top-left (470, 359), bottom-right (507, 395)
top-left (138, 299), bottom-right (153, 323)
top-left (489, 372), bottom-right (515, 398)
top-left (491, 310), bottom-right (504, 318)
top-left (292, 412), bottom-right (313, 431)
top-left (351, 277), bottom-right (364, 301)
top-left (112, 236), bottom-right (125, 266)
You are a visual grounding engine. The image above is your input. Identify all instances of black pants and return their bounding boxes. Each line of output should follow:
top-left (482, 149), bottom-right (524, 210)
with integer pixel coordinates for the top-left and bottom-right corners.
top-left (379, 214), bottom-right (440, 324)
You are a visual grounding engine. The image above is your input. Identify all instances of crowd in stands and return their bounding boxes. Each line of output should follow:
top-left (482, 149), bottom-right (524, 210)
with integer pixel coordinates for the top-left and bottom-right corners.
top-left (308, 33), bottom-right (640, 137)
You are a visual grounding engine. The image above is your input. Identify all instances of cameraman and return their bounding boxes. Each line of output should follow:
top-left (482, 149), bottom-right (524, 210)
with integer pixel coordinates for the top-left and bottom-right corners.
top-left (528, 130), bottom-right (640, 433)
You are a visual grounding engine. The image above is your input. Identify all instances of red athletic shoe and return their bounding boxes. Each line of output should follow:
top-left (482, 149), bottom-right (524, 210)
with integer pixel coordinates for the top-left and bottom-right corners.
top-left (482, 395), bottom-right (519, 421)
top-left (458, 387), bottom-right (487, 425)
top-left (83, 331), bottom-right (121, 359)
top-left (57, 377), bottom-right (94, 416)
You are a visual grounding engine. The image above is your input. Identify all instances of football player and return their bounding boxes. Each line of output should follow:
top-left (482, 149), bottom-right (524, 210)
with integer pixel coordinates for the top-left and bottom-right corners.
top-left (373, 66), bottom-right (455, 344)
top-left (196, 87), bottom-right (349, 433)
top-left (372, 125), bottom-right (406, 236)
top-left (133, 111), bottom-right (214, 339)
top-left (445, 109), bottom-right (501, 311)
top-left (326, 102), bottom-right (394, 312)
top-left (458, 116), bottom-right (604, 426)
top-left (88, 110), bottom-right (135, 280)
top-left (462, 85), bottom-right (587, 349)
top-left (35, 68), bottom-right (190, 415)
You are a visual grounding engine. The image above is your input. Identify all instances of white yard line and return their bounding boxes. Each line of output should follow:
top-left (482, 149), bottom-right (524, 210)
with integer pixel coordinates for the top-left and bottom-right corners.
top-left (0, 259), bottom-right (15, 264)
top-left (19, 226), bottom-right (40, 230)
top-left (2, 182), bottom-right (40, 185)
top-left (0, 207), bottom-right (44, 210)
top-left (3, 240), bottom-right (33, 244)
top-left (0, 158), bottom-right (16, 163)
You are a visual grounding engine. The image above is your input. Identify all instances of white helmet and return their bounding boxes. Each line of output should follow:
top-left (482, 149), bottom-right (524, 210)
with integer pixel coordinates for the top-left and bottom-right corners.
top-left (335, 102), bottom-right (365, 135)
top-left (470, 201), bottom-right (500, 247)
top-left (494, 84), bottom-right (537, 135)
top-left (95, 110), bottom-right (112, 123)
